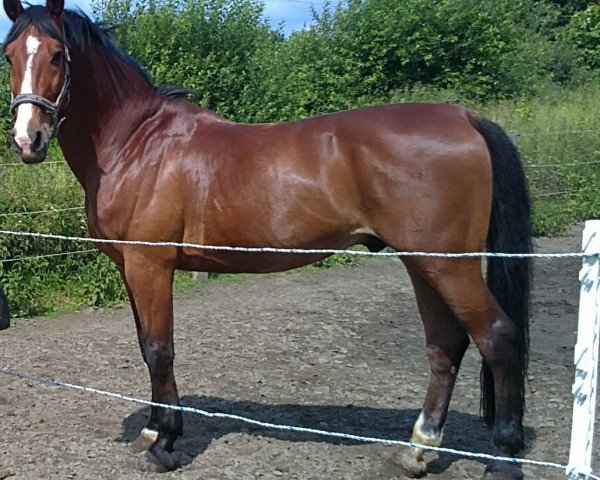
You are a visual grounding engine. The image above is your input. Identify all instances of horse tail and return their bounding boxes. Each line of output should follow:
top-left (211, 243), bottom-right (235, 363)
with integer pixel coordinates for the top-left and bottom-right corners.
top-left (471, 116), bottom-right (533, 428)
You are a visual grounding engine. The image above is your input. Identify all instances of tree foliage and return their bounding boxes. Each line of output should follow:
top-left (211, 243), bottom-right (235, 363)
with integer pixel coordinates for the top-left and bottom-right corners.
top-left (89, 0), bottom-right (599, 121)
top-left (560, 4), bottom-right (600, 70)
top-left (94, 0), bottom-right (280, 120)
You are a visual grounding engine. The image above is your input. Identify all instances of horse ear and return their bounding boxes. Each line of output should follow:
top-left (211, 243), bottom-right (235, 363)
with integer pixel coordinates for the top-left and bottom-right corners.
top-left (46, 0), bottom-right (63, 20)
top-left (3, 0), bottom-right (23, 22)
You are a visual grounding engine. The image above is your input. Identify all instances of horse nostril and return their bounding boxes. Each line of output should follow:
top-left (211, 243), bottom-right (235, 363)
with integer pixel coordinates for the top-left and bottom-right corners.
top-left (11, 136), bottom-right (23, 153)
top-left (31, 131), bottom-right (43, 152)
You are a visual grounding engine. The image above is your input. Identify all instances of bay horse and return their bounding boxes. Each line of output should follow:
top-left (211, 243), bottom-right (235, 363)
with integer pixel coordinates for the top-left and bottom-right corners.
top-left (2, 1), bottom-right (532, 478)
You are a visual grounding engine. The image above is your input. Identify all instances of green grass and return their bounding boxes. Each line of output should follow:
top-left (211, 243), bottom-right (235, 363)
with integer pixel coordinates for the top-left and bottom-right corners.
top-left (484, 81), bottom-right (600, 235)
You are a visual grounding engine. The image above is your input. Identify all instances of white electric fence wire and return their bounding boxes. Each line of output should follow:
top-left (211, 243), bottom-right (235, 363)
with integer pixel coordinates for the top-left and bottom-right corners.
top-left (520, 129), bottom-right (600, 136)
top-left (0, 189), bottom-right (593, 221)
top-left (0, 366), bottom-right (584, 475)
top-left (0, 160), bottom-right (66, 166)
top-left (0, 186), bottom-right (577, 219)
top-left (532, 190), bottom-right (583, 198)
top-left (526, 160), bottom-right (600, 169)
top-left (0, 193), bottom-right (593, 219)
top-left (0, 206), bottom-right (84, 217)
top-left (0, 229), bottom-right (598, 259)
top-left (1, 249), bottom-right (97, 263)
top-left (0, 188), bottom-right (587, 218)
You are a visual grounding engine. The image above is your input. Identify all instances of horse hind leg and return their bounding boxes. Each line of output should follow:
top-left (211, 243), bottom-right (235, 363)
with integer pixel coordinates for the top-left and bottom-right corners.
top-left (407, 258), bottom-right (525, 480)
top-left (396, 264), bottom-right (470, 478)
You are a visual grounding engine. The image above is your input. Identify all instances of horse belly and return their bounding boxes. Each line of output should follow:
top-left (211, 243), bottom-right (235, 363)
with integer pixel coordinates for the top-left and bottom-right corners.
top-left (176, 250), bottom-right (335, 274)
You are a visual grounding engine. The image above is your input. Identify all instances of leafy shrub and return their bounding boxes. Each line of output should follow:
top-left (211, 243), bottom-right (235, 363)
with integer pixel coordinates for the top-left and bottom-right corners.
top-left (95, 0), bottom-right (279, 121)
top-left (560, 4), bottom-right (600, 70)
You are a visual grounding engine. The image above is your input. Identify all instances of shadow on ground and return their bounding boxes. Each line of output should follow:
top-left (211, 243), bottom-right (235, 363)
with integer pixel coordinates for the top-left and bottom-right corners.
top-left (118, 395), bottom-right (536, 474)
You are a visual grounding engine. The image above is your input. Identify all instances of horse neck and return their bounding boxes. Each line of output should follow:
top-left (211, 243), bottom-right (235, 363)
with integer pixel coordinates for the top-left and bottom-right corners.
top-left (57, 44), bottom-right (163, 186)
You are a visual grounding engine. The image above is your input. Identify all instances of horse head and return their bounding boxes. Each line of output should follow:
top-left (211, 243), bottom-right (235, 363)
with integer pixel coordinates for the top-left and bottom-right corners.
top-left (3, 0), bottom-right (70, 163)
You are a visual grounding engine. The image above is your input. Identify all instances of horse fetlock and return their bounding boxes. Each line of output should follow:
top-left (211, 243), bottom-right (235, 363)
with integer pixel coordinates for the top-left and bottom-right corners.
top-left (482, 461), bottom-right (524, 480)
top-left (493, 418), bottom-right (524, 456)
top-left (411, 412), bottom-right (443, 448)
top-left (394, 412), bottom-right (444, 478)
top-left (157, 409), bottom-right (183, 438)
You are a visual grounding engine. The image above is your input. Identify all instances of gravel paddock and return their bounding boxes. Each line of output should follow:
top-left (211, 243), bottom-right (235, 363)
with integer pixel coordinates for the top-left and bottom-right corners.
top-left (0, 225), bottom-right (598, 480)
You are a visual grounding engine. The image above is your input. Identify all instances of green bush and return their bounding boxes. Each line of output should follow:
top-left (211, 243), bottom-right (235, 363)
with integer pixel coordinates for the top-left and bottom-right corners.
top-left (95, 0), bottom-right (280, 121)
top-left (560, 5), bottom-right (600, 70)
top-left (90, 0), bottom-right (584, 119)
top-left (240, 0), bottom-right (568, 119)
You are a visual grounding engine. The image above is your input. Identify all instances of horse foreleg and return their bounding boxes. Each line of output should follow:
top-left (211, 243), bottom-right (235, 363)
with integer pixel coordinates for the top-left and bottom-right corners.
top-left (122, 252), bottom-right (183, 473)
top-left (118, 273), bottom-right (161, 453)
top-left (397, 266), bottom-right (470, 478)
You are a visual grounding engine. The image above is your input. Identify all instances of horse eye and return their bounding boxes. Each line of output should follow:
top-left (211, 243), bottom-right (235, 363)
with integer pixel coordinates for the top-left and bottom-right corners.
top-left (4, 55), bottom-right (11, 65)
top-left (51, 51), bottom-right (64, 65)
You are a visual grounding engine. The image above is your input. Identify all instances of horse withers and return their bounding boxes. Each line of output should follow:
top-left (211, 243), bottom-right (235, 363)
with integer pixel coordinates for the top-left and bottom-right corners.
top-left (2, 0), bottom-right (532, 478)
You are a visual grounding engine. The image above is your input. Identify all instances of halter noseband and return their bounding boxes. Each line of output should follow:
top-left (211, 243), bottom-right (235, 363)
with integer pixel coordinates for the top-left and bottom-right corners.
top-left (9, 45), bottom-right (71, 135)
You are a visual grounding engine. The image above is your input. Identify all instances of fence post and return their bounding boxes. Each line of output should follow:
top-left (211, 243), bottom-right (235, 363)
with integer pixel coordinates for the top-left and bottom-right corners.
top-left (192, 272), bottom-right (209, 281)
top-left (567, 220), bottom-right (600, 480)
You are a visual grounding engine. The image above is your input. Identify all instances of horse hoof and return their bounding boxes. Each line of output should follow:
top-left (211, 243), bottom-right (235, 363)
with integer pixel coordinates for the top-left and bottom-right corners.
top-left (130, 429), bottom-right (158, 454)
top-left (138, 450), bottom-right (180, 473)
top-left (482, 462), bottom-right (524, 480)
top-left (396, 450), bottom-right (427, 478)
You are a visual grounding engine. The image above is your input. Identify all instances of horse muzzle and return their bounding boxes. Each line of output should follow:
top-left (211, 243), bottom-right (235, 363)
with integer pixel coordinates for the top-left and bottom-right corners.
top-left (12, 126), bottom-right (50, 164)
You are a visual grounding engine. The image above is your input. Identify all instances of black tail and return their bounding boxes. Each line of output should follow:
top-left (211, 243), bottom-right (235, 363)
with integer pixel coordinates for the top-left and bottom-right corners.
top-left (471, 116), bottom-right (533, 428)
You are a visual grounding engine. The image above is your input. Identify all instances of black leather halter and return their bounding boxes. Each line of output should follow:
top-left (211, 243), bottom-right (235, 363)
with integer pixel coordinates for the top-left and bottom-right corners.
top-left (9, 46), bottom-right (71, 135)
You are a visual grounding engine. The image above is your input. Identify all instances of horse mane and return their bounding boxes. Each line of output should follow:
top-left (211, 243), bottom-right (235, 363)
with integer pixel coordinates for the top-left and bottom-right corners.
top-left (3, 6), bottom-right (189, 99)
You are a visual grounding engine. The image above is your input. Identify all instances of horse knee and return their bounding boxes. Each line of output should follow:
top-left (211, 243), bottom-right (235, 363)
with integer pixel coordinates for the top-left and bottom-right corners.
top-left (144, 339), bottom-right (174, 373)
top-left (426, 335), bottom-right (469, 375)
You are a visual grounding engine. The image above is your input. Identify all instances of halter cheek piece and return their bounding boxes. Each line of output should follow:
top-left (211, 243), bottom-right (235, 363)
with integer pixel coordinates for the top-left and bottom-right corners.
top-left (9, 45), bottom-right (71, 136)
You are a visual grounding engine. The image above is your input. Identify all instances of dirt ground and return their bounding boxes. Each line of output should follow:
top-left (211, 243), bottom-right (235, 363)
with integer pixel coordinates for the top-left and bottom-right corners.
top-left (0, 224), bottom-right (598, 480)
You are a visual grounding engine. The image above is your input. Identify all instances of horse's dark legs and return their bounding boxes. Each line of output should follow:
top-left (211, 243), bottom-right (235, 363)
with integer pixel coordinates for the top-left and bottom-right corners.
top-left (122, 254), bottom-right (183, 473)
top-left (398, 265), bottom-right (470, 478)
top-left (119, 273), bottom-right (161, 452)
top-left (407, 258), bottom-right (525, 480)
top-left (0, 286), bottom-right (10, 330)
